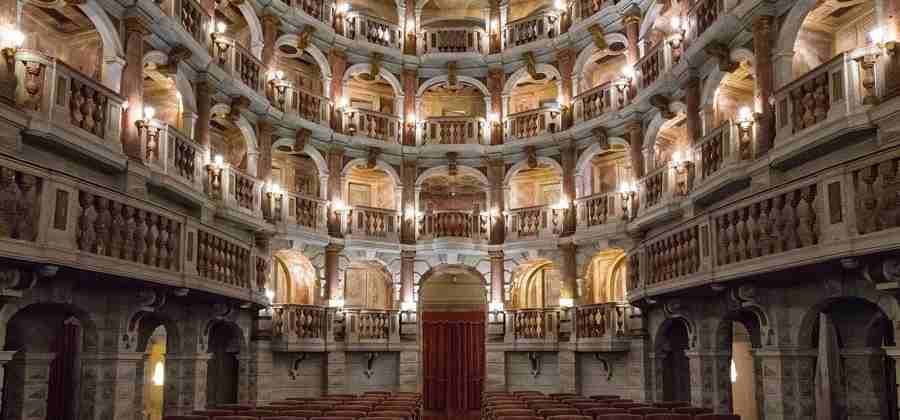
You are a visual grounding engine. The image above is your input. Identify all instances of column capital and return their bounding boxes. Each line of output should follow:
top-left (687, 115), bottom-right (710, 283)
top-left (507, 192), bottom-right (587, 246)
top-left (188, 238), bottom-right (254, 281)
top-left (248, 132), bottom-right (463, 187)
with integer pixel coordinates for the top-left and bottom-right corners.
top-left (261, 13), bottom-right (280, 27)
top-left (751, 15), bottom-right (774, 34)
top-left (326, 243), bottom-right (344, 253)
top-left (622, 14), bottom-right (641, 26)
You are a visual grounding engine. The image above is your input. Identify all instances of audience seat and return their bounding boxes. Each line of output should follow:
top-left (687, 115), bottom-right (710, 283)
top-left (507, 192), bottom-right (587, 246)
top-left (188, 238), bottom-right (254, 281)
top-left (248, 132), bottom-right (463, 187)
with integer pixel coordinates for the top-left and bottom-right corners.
top-left (164, 416), bottom-right (209, 420)
top-left (654, 402), bottom-right (691, 409)
top-left (192, 410), bottom-right (233, 417)
top-left (593, 415), bottom-right (642, 420)
top-left (243, 410), bottom-right (279, 417)
top-left (218, 405), bottom-right (255, 411)
top-left (303, 404), bottom-right (335, 411)
top-left (326, 410), bottom-right (367, 419)
top-left (546, 416), bottom-right (591, 420)
top-left (537, 408), bottom-right (580, 417)
top-left (514, 391), bottom-right (544, 396)
top-left (277, 410), bottom-right (322, 417)
top-left (309, 417), bottom-right (355, 420)
top-left (364, 417), bottom-right (404, 420)
top-left (260, 417), bottom-right (307, 420)
top-left (672, 408), bottom-right (714, 415)
top-left (367, 410), bottom-right (414, 420)
top-left (492, 408), bottom-right (536, 419)
top-left (581, 407), bottom-right (628, 418)
top-left (213, 417), bottom-right (257, 420)
top-left (695, 416), bottom-right (740, 420)
top-left (645, 415), bottom-right (693, 420)
top-left (609, 403), bottom-right (645, 409)
top-left (549, 393), bottom-right (578, 400)
top-left (629, 407), bottom-right (669, 416)
top-left (492, 417), bottom-right (541, 420)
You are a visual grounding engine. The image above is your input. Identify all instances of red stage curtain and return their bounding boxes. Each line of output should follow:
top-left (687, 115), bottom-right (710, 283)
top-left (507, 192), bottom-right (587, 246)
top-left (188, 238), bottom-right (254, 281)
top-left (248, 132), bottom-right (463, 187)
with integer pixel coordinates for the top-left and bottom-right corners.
top-left (47, 319), bottom-right (80, 420)
top-left (422, 311), bottom-right (485, 412)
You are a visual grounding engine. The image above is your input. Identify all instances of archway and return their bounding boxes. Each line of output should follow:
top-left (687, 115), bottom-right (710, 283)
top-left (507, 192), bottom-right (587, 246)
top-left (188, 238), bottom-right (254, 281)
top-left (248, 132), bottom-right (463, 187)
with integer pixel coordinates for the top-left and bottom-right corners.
top-left (3, 303), bottom-right (98, 420)
top-left (272, 250), bottom-right (319, 305)
top-left (508, 259), bottom-right (560, 309)
top-left (581, 249), bottom-right (627, 305)
top-left (206, 321), bottom-right (245, 407)
top-left (141, 325), bottom-right (167, 420)
top-left (416, 165), bottom-right (489, 239)
top-left (714, 310), bottom-right (764, 418)
top-left (419, 265), bottom-right (487, 413)
top-left (655, 318), bottom-right (691, 402)
top-left (417, 78), bottom-right (490, 145)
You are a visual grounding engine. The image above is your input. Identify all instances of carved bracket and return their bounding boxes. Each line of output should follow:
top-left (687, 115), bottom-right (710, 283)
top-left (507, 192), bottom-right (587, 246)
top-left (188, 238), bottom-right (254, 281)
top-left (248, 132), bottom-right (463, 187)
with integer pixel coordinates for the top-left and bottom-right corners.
top-left (297, 26), bottom-right (316, 52)
top-left (289, 353), bottom-right (309, 380)
top-left (528, 352), bottom-right (542, 377)
top-left (367, 147), bottom-right (381, 169)
top-left (593, 127), bottom-right (609, 149)
top-left (588, 25), bottom-right (608, 50)
top-left (523, 52), bottom-right (546, 81)
top-left (364, 352), bottom-right (379, 378)
top-left (525, 146), bottom-right (538, 169)
top-left (229, 96), bottom-right (251, 122)
top-left (593, 354), bottom-right (614, 380)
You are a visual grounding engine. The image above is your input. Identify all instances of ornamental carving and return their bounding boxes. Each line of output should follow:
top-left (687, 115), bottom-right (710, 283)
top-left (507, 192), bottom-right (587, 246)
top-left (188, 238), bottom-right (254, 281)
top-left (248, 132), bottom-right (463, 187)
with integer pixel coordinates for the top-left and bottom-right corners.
top-left (297, 26), bottom-right (316, 52)
top-left (0, 167), bottom-right (41, 242)
top-left (854, 158), bottom-right (900, 235)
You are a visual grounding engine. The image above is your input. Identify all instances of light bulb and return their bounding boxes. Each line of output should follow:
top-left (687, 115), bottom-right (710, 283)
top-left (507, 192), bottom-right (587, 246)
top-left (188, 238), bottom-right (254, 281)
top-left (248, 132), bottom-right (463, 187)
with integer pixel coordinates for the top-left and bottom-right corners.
top-left (869, 26), bottom-right (884, 44)
top-left (274, 70), bottom-right (284, 80)
top-left (730, 359), bottom-right (737, 383)
top-left (2, 28), bottom-right (24, 48)
top-left (671, 16), bottom-right (681, 31)
top-left (738, 106), bottom-right (752, 122)
top-left (621, 66), bottom-right (635, 80)
top-left (213, 154), bottom-right (224, 167)
top-left (152, 361), bottom-right (165, 386)
top-left (264, 288), bottom-right (275, 302)
top-left (216, 21), bottom-right (227, 34)
top-left (337, 2), bottom-right (350, 13)
top-left (143, 106), bottom-right (155, 121)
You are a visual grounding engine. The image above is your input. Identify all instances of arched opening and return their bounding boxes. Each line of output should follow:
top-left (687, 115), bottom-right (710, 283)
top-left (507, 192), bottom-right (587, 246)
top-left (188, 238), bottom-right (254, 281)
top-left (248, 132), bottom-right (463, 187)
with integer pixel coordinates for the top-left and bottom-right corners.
top-left (804, 297), bottom-right (897, 420)
top-left (508, 162), bottom-right (563, 209)
top-left (213, 2), bottom-right (254, 54)
top-left (576, 147), bottom-right (630, 199)
top-left (141, 325), bottom-right (167, 420)
top-left (418, 265), bottom-right (486, 412)
top-left (714, 311), bottom-right (763, 418)
top-left (272, 250), bottom-right (319, 305)
top-left (272, 151), bottom-right (322, 198)
top-left (582, 249), bottom-right (627, 305)
top-left (143, 60), bottom-right (187, 134)
top-left (656, 318), bottom-right (691, 402)
top-left (343, 261), bottom-right (394, 310)
top-left (417, 167), bottom-right (488, 239)
top-left (579, 46), bottom-right (628, 95)
top-left (21, 3), bottom-right (105, 83)
top-left (343, 69), bottom-right (401, 142)
top-left (206, 321), bottom-right (243, 408)
top-left (508, 260), bottom-right (560, 309)
top-left (419, 12), bottom-right (487, 54)
top-left (269, 46), bottom-right (328, 121)
top-left (343, 162), bottom-right (398, 210)
top-left (648, 116), bottom-right (688, 174)
top-left (790, 0), bottom-right (876, 81)
top-left (3, 303), bottom-right (96, 420)
top-left (420, 80), bottom-right (488, 145)
top-left (507, 70), bottom-right (561, 139)
top-left (209, 107), bottom-right (253, 175)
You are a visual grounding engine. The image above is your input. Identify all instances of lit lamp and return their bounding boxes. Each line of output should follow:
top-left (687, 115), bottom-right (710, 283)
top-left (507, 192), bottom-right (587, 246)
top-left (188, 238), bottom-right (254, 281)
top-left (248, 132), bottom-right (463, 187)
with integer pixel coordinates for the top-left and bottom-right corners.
top-left (559, 297), bottom-right (574, 308)
top-left (405, 113), bottom-right (417, 143)
top-left (618, 66), bottom-right (636, 105)
top-left (670, 150), bottom-right (694, 196)
top-left (268, 70), bottom-right (290, 110)
top-left (135, 106), bottom-right (161, 162)
top-left (618, 181), bottom-right (637, 220)
top-left (550, 196), bottom-right (571, 233)
top-left (400, 300), bottom-right (416, 312)
top-left (210, 22), bottom-right (231, 64)
top-left (668, 16), bottom-right (685, 63)
top-left (0, 27), bottom-right (24, 71)
top-left (207, 154), bottom-right (225, 198)
top-left (265, 182), bottom-right (283, 222)
top-left (264, 287), bottom-right (275, 303)
top-left (736, 106), bottom-right (754, 160)
top-left (858, 26), bottom-right (886, 105)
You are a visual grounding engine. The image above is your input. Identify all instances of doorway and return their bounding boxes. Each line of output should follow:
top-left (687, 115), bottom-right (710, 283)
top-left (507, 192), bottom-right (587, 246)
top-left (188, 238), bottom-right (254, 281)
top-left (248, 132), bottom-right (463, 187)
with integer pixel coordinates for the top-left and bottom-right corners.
top-left (418, 265), bottom-right (488, 413)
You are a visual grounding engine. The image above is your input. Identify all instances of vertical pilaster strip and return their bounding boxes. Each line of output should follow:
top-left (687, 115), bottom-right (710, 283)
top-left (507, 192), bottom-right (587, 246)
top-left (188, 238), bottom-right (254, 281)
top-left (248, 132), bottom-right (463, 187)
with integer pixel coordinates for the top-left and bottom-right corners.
top-left (257, 120), bottom-right (274, 180)
top-left (122, 17), bottom-right (150, 161)
top-left (752, 16), bottom-right (776, 157)
top-left (325, 243), bottom-right (343, 302)
top-left (684, 76), bottom-right (701, 145)
top-left (326, 351), bottom-right (347, 394)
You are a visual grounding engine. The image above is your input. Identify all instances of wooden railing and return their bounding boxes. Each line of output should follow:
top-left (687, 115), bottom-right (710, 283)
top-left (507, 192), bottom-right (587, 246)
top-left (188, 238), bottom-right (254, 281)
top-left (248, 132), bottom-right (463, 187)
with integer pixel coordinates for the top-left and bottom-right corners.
top-left (506, 205), bottom-right (565, 239)
top-left (774, 51), bottom-right (870, 145)
top-left (576, 192), bottom-right (622, 228)
top-left (503, 11), bottom-right (560, 48)
top-left (161, 0), bottom-right (211, 45)
top-left (636, 42), bottom-right (667, 90)
top-left (206, 165), bottom-right (262, 217)
top-left (209, 34), bottom-right (263, 94)
top-left (342, 108), bottom-right (401, 143)
top-left (142, 122), bottom-right (205, 192)
top-left (345, 206), bottom-right (399, 239)
top-left (638, 165), bottom-right (671, 211)
top-left (418, 211), bottom-right (486, 240)
top-left (572, 0), bottom-right (609, 22)
top-left (692, 121), bottom-right (750, 189)
top-left (574, 81), bottom-right (629, 123)
top-left (686, 0), bottom-right (724, 41)
top-left (422, 117), bottom-right (485, 144)
top-left (283, 192), bottom-right (328, 232)
top-left (573, 303), bottom-right (626, 339)
top-left (15, 50), bottom-right (125, 157)
top-left (505, 107), bottom-right (561, 140)
top-left (286, 85), bottom-right (331, 125)
top-left (272, 304), bottom-right (328, 340)
top-left (291, 0), bottom-right (334, 24)
top-left (196, 228), bottom-right (253, 289)
top-left (421, 27), bottom-right (486, 54)
top-left (344, 310), bottom-right (398, 343)
top-left (345, 12), bottom-right (402, 49)
top-left (511, 309), bottom-right (558, 341)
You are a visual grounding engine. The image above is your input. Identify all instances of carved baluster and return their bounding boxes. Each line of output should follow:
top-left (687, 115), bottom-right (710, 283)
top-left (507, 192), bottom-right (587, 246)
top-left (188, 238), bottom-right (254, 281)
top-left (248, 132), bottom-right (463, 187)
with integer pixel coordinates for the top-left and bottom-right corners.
top-left (77, 192), bottom-right (97, 251)
top-left (145, 214), bottom-right (159, 266)
top-left (108, 202), bottom-right (123, 259)
top-left (797, 186), bottom-right (818, 247)
top-left (158, 218), bottom-right (170, 268)
top-left (771, 196), bottom-right (785, 253)
top-left (783, 192), bottom-right (799, 251)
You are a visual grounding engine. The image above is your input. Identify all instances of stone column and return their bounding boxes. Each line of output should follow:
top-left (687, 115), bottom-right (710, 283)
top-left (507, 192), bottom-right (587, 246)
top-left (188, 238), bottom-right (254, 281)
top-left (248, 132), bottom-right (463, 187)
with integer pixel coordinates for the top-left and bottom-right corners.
top-left (326, 351), bottom-right (347, 394)
top-left (626, 120), bottom-right (644, 179)
top-left (122, 17), bottom-right (149, 161)
top-left (401, 250), bottom-right (415, 303)
top-left (560, 141), bottom-right (577, 234)
top-left (839, 348), bottom-right (884, 420)
top-left (486, 158), bottom-right (505, 242)
top-left (257, 120), bottom-right (274, 180)
top-left (488, 69), bottom-right (505, 144)
top-left (752, 348), bottom-right (816, 420)
top-left (684, 76), bottom-right (701, 145)
top-left (685, 350), bottom-right (731, 411)
top-left (166, 353), bottom-right (211, 414)
top-left (329, 50), bottom-right (348, 130)
top-left (243, 338), bottom-right (274, 406)
top-left (557, 49), bottom-right (575, 130)
top-left (80, 351), bottom-right (146, 420)
top-left (261, 15), bottom-right (278, 72)
top-left (401, 160), bottom-right (417, 242)
top-left (325, 243), bottom-right (343, 303)
top-left (489, 250), bottom-right (504, 304)
top-left (327, 147), bottom-right (345, 236)
top-left (623, 14), bottom-right (641, 66)
top-left (559, 243), bottom-right (577, 301)
top-left (194, 78), bottom-right (212, 157)
top-left (3, 352), bottom-right (55, 420)
top-left (752, 16), bottom-right (776, 157)
top-left (402, 70), bottom-right (418, 145)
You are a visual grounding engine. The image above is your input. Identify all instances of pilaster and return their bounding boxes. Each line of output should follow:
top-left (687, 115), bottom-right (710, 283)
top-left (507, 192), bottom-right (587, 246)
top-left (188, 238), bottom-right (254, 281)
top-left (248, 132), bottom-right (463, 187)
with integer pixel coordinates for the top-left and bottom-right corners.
top-left (558, 350), bottom-right (577, 394)
top-left (486, 348), bottom-right (506, 392)
top-left (122, 17), bottom-right (150, 161)
top-left (752, 16), bottom-right (776, 157)
top-left (166, 353), bottom-right (211, 415)
top-left (327, 351), bottom-right (348, 394)
top-left (752, 348), bottom-right (816, 420)
top-left (3, 352), bottom-right (55, 420)
top-left (80, 351), bottom-right (146, 420)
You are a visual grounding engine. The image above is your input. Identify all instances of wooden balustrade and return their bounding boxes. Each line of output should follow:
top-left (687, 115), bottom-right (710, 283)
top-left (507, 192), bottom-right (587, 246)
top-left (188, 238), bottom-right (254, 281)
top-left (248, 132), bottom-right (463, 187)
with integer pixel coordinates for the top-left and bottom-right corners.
top-left (353, 311), bottom-right (391, 340)
top-left (422, 117), bottom-right (485, 144)
top-left (507, 205), bottom-right (566, 239)
top-left (162, 0), bottom-right (210, 45)
top-left (419, 211), bottom-right (484, 239)
top-left (209, 34), bottom-right (263, 94)
top-left (694, 122), bottom-right (732, 182)
top-left (291, 0), bottom-right (333, 24)
top-left (636, 42), bottom-right (666, 90)
top-left (141, 123), bottom-right (205, 193)
top-left (575, 303), bottom-right (625, 339)
top-left (645, 225), bottom-right (700, 286)
top-left (286, 193), bottom-right (327, 231)
top-left (506, 108), bottom-right (561, 140)
top-left (290, 88), bottom-right (331, 125)
top-left (512, 309), bottom-right (557, 340)
top-left (503, 12), bottom-right (560, 48)
top-left (421, 27), bottom-right (486, 53)
top-left (342, 108), bottom-right (401, 143)
top-left (229, 168), bottom-right (259, 211)
top-left (687, 0), bottom-right (724, 41)
top-left (774, 51), bottom-right (869, 145)
top-left (639, 166), bottom-right (669, 210)
top-left (346, 206), bottom-right (398, 238)
top-left (272, 304), bottom-right (328, 340)
top-left (576, 193), bottom-right (620, 227)
top-left (0, 164), bottom-right (41, 243)
top-left (195, 228), bottom-right (252, 288)
top-left (345, 12), bottom-right (402, 49)
top-left (574, 81), bottom-right (630, 123)
top-left (15, 51), bottom-right (125, 157)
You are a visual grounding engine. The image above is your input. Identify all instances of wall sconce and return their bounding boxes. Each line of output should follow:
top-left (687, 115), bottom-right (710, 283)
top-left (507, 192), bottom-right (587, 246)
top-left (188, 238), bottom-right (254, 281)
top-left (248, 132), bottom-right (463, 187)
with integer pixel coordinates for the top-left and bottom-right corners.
top-left (211, 22), bottom-right (230, 64)
top-left (265, 182), bottom-right (283, 222)
top-left (336, 2), bottom-right (350, 14)
top-left (330, 198), bottom-right (348, 212)
top-left (618, 181), bottom-right (636, 220)
top-left (0, 27), bottom-right (24, 71)
top-left (135, 106), bottom-right (161, 161)
top-left (207, 154), bottom-right (225, 198)
top-left (559, 297), bottom-right (574, 308)
top-left (338, 96), bottom-right (349, 109)
top-left (268, 70), bottom-right (290, 110)
top-left (736, 106), bottom-right (754, 160)
top-left (670, 150), bottom-right (694, 196)
top-left (264, 287), bottom-right (275, 303)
